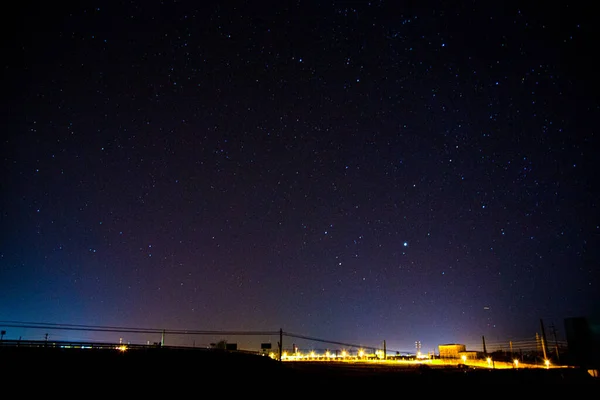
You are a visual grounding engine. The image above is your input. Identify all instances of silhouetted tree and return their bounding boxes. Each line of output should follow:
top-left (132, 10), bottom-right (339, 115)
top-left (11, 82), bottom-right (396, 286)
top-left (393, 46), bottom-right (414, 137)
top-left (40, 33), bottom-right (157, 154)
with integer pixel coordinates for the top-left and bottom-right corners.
top-left (211, 340), bottom-right (227, 350)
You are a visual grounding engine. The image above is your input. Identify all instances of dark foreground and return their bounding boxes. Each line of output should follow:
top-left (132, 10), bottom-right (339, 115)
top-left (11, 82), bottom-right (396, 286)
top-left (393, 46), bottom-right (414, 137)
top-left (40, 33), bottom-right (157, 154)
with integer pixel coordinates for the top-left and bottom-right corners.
top-left (2, 347), bottom-right (598, 392)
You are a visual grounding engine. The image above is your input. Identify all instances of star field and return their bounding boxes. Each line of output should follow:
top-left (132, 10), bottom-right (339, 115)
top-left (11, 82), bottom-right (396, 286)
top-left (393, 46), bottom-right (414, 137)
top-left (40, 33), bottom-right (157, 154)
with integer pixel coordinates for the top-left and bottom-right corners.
top-left (1, 1), bottom-right (598, 351)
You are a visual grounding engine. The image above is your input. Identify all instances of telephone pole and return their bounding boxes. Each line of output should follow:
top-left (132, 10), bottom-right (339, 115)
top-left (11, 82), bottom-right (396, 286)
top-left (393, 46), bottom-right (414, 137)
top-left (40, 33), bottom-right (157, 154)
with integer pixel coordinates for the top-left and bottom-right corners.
top-left (550, 323), bottom-right (561, 363)
top-left (540, 319), bottom-right (549, 361)
top-left (278, 328), bottom-right (283, 362)
top-left (482, 336), bottom-right (487, 356)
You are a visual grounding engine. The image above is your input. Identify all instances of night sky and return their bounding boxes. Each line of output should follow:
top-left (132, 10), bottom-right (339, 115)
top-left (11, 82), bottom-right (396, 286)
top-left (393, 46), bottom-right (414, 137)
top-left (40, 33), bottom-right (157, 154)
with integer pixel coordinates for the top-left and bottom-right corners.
top-left (1, 1), bottom-right (598, 352)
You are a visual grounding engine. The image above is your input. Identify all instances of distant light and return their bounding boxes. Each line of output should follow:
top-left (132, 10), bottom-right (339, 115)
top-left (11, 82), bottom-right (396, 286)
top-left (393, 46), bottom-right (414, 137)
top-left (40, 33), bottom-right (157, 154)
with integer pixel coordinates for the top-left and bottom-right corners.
top-left (403, 242), bottom-right (408, 247)
top-left (545, 359), bottom-right (550, 368)
top-left (514, 359), bottom-right (519, 368)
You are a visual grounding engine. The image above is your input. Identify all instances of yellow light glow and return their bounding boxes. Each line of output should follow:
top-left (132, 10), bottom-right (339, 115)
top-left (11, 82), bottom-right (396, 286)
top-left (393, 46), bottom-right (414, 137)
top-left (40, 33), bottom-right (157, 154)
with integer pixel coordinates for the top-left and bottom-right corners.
top-left (341, 350), bottom-right (347, 358)
top-left (461, 355), bottom-right (467, 363)
top-left (117, 345), bottom-right (127, 352)
top-left (514, 359), bottom-right (519, 368)
top-left (310, 351), bottom-right (315, 358)
top-left (545, 359), bottom-right (550, 367)
top-left (358, 350), bottom-right (364, 357)
top-left (326, 351), bottom-right (331, 358)
top-left (487, 357), bottom-right (492, 366)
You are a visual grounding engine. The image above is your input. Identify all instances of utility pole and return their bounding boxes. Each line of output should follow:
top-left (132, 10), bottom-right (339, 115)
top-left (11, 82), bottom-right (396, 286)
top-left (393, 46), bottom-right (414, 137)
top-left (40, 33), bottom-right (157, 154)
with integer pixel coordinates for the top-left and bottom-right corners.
top-left (540, 319), bottom-right (548, 361)
top-left (161, 329), bottom-right (165, 347)
top-left (278, 328), bottom-right (283, 362)
top-left (550, 323), bottom-right (561, 364)
top-left (482, 336), bottom-right (487, 356)
top-left (509, 341), bottom-right (513, 357)
top-left (383, 340), bottom-right (387, 360)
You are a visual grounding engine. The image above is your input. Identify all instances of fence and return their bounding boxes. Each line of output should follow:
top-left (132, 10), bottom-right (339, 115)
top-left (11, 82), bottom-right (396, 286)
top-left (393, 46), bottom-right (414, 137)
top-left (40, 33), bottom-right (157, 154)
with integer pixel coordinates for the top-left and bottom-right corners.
top-left (0, 320), bottom-right (412, 359)
top-left (0, 320), bottom-right (570, 363)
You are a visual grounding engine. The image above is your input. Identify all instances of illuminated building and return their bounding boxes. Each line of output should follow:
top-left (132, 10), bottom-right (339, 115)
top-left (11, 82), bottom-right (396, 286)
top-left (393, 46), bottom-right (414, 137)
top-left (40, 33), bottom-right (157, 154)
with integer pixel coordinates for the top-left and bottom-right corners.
top-left (438, 344), bottom-right (466, 359)
top-left (458, 351), bottom-right (479, 361)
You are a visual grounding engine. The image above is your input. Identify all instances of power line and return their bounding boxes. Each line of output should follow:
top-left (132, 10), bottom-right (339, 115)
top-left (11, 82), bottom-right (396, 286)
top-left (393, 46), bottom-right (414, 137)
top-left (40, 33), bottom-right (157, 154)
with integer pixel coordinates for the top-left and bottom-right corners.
top-left (283, 331), bottom-right (411, 354)
top-left (0, 321), bottom-right (278, 336)
top-left (0, 320), bottom-right (161, 332)
top-left (6, 320), bottom-right (555, 355)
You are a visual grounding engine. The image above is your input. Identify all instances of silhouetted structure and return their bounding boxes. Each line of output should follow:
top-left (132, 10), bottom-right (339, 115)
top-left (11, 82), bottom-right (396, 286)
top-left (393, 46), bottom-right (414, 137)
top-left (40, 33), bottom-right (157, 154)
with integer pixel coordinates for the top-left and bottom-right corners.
top-left (564, 317), bottom-right (600, 368)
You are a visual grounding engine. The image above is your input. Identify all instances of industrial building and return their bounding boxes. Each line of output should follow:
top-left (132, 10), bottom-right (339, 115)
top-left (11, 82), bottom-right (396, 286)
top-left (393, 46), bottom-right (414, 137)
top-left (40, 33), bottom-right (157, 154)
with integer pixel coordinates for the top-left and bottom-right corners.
top-left (438, 344), bottom-right (466, 359)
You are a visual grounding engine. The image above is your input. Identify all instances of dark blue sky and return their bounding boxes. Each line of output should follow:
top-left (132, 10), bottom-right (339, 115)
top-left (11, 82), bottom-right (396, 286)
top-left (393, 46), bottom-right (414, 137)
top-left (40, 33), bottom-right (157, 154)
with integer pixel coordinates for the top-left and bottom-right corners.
top-left (1, 1), bottom-right (598, 353)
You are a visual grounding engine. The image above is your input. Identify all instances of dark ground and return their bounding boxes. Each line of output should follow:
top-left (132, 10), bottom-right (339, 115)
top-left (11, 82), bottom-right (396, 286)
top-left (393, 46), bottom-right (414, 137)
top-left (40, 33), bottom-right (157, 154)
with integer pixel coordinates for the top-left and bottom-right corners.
top-left (2, 347), bottom-right (598, 392)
